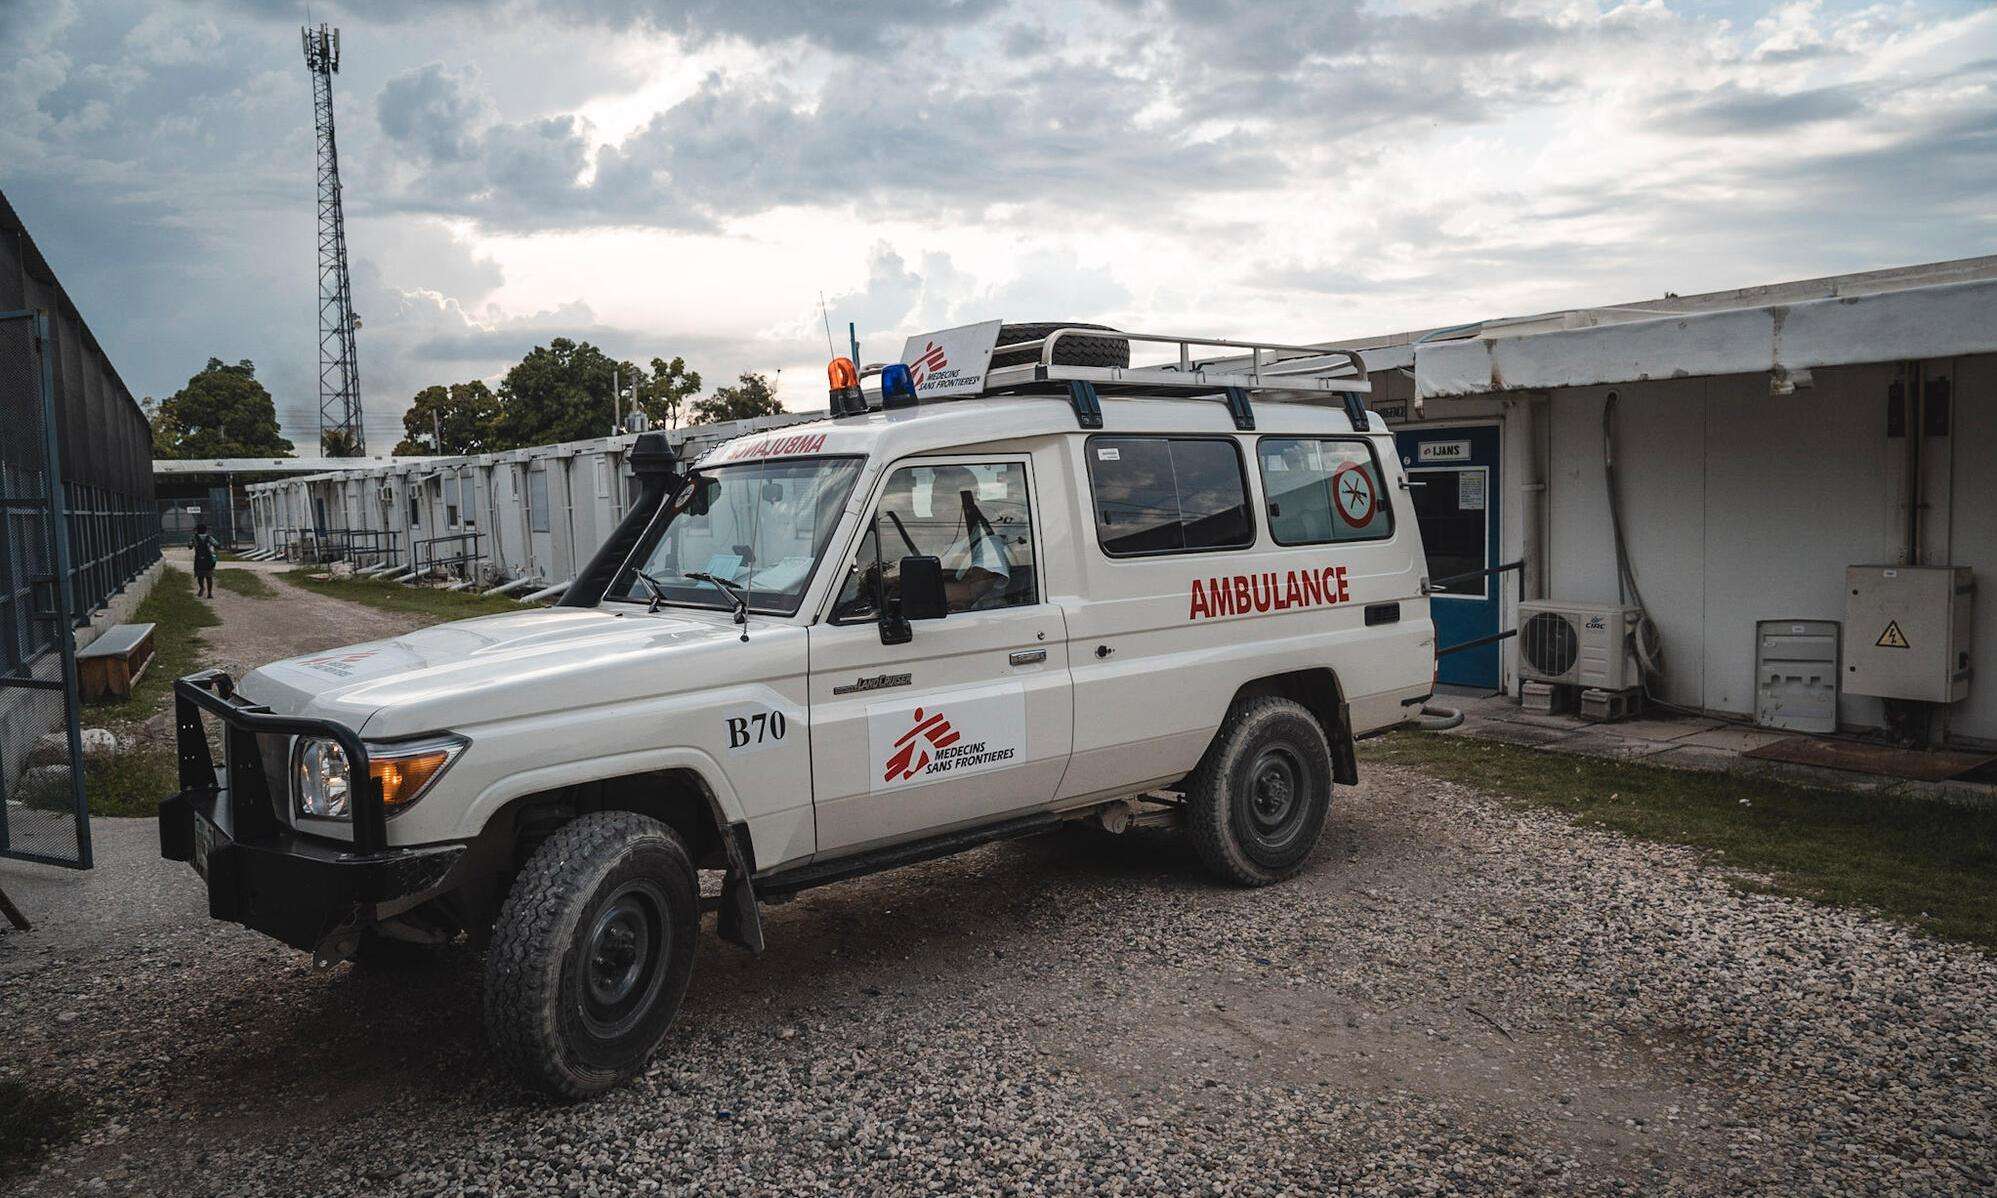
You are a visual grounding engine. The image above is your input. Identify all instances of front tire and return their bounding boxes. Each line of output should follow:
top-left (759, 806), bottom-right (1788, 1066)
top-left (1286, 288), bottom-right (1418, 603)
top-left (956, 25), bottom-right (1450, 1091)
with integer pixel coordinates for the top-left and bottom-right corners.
top-left (482, 812), bottom-right (698, 1099)
top-left (1185, 697), bottom-right (1333, 886)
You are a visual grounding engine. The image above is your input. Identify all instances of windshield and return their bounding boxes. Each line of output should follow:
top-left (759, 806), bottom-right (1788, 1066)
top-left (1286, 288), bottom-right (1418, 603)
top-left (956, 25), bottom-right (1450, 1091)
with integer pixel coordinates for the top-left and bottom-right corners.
top-left (611, 456), bottom-right (863, 616)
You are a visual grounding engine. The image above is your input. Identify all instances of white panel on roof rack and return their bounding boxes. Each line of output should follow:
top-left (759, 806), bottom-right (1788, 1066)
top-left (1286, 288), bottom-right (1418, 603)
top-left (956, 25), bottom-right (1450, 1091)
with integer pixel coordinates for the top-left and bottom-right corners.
top-left (900, 319), bottom-right (1003, 399)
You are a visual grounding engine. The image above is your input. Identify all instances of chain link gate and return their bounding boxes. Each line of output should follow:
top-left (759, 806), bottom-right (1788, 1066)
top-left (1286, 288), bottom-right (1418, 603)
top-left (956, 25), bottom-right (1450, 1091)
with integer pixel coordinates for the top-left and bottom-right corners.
top-left (0, 309), bottom-right (91, 869)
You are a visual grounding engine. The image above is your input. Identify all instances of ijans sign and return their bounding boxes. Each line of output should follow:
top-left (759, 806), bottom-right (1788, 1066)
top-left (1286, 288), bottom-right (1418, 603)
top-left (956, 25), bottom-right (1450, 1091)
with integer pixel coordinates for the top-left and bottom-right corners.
top-left (1189, 565), bottom-right (1351, 621)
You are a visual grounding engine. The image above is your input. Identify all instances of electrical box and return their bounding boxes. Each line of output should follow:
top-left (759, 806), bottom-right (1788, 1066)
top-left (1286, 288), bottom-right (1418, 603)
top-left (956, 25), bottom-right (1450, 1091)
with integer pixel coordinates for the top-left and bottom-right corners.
top-left (1755, 619), bottom-right (1839, 733)
top-left (1843, 566), bottom-right (1974, 703)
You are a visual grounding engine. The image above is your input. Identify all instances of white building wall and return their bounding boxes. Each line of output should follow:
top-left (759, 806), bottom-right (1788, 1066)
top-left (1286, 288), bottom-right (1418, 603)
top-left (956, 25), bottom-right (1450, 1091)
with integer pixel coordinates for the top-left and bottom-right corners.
top-left (1533, 358), bottom-right (1990, 744)
top-left (247, 415), bottom-right (818, 588)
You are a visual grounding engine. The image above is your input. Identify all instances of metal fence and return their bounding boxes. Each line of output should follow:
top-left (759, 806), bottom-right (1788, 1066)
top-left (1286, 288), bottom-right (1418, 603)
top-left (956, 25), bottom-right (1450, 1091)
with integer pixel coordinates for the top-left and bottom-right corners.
top-left (160, 494), bottom-right (252, 547)
top-left (3, 187), bottom-right (161, 868)
top-left (0, 310), bottom-right (89, 868)
top-left (3, 191), bottom-right (159, 631)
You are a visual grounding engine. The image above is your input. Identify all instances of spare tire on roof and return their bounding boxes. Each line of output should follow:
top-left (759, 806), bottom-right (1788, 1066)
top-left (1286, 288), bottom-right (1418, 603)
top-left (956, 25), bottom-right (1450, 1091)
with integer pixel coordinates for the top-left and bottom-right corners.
top-left (989, 322), bottom-right (1130, 371)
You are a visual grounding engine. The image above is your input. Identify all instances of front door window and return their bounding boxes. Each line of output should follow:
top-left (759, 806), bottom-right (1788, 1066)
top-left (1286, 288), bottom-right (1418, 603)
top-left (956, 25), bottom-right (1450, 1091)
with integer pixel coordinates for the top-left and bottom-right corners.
top-left (832, 461), bottom-right (1037, 619)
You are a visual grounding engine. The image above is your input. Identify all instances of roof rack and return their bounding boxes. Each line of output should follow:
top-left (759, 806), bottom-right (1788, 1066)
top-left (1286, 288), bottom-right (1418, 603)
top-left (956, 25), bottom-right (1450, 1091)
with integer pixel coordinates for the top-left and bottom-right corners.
top-left (857, 328), bottom-right (1373, 432)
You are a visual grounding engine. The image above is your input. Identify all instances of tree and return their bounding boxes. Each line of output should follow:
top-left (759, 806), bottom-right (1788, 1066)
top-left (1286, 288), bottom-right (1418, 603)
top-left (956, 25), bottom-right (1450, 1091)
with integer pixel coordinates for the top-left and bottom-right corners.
top-left (634, 356), bottom-right (701, 430)
top-left (688, 371), bottom-right (784, 425)
top-left (393, 380), bottom-right (501, 455)
top-left (321, 427), bottom-right (361, 457)
top-left (140, 396), bottom-right (182, 458)
top-left (494, 338), bottom-right (630, 448)
top-left (153, 358), bottom-right (294, 459)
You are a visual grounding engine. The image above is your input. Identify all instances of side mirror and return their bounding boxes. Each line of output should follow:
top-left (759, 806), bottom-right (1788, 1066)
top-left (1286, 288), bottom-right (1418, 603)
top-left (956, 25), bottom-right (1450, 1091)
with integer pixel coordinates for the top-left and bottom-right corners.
top-left (899, 555), bottom-right (948, 621)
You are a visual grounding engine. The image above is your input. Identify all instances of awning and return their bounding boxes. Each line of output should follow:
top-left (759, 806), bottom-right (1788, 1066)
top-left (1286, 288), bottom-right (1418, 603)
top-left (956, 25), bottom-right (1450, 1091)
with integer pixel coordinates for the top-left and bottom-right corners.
top-left (1417, 276), bottom-right (1997, 398)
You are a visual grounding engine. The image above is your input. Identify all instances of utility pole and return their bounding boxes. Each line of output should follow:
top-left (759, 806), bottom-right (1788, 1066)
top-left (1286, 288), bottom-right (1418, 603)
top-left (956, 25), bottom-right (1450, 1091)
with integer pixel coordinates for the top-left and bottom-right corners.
top-left (303, 24), bottom-right (365, 456)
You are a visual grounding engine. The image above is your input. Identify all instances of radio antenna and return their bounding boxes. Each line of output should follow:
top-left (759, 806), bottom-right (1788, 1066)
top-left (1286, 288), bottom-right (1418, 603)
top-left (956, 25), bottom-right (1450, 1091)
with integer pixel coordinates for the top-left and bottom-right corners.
top-left (819, 292), bottom-right (837, 358)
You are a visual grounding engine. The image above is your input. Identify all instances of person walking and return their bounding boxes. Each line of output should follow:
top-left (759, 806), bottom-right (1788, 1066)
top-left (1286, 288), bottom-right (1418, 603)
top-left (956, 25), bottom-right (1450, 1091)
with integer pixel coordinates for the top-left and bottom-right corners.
top-left (191, 522), bottom-right (218, 597)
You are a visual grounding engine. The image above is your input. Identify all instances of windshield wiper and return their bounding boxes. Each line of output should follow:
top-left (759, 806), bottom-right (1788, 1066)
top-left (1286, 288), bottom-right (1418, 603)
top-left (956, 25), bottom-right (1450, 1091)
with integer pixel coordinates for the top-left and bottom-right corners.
top-left (632, 569), bottom-right (671, 613)
top-left (685, 571), bottom-right (751, 640)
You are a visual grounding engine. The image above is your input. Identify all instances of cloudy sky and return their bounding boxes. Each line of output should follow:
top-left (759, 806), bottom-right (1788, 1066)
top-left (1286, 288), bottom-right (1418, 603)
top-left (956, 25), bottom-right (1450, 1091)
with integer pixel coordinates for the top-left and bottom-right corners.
top-left (3, 0), bottom-right (1992, 449)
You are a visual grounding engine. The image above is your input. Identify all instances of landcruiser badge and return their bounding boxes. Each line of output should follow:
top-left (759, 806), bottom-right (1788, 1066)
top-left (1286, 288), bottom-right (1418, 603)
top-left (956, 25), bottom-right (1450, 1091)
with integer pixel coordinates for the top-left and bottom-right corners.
top-left (834, 672), bottom-right (912, 695)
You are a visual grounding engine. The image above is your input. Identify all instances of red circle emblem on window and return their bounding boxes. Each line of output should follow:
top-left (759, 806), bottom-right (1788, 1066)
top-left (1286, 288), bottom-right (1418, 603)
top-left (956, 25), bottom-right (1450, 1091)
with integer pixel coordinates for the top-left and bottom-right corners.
top-left (1331, 462), bottom-right (1376, 528)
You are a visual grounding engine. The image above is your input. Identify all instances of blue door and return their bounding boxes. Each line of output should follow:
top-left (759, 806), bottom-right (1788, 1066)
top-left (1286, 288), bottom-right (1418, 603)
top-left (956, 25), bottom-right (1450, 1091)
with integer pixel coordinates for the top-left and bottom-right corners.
top-left (1395, 425), bottom-right (1501, 690)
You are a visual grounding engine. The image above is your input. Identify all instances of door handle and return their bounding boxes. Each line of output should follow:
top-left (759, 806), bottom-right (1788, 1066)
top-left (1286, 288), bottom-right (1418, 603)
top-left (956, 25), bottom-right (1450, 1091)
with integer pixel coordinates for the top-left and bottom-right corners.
top-left (1008, 648), bottom-right (1047, 667)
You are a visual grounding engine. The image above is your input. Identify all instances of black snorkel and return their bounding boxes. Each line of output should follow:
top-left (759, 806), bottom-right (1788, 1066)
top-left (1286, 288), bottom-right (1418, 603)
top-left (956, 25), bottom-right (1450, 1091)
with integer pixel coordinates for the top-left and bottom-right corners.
top-left (560, 431), bottom-right (687, 608)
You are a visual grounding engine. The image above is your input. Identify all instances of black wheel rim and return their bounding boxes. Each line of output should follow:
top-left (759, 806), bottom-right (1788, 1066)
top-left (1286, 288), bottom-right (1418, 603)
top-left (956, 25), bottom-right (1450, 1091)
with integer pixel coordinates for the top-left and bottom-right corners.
top-left (1243, 745), bottom-right (1308, 852)
top-left (579, 881), bottom-right (670, 1040)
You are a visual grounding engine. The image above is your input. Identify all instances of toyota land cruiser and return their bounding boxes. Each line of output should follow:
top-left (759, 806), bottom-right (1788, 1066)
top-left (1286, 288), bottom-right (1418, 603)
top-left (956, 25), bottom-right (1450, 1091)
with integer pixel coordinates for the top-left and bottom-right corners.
top-left (158, 323), bottom-right (1436, 1097)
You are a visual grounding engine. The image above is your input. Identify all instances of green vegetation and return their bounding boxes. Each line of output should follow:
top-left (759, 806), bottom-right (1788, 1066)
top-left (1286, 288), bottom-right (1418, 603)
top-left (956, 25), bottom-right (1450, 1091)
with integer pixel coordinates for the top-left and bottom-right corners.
top-left (1364, 731), bottom-right (1997, 950)
top-left (283, 569), bottom-right (535, 621)
top-left (0, 1077), bottom-right (79, 1176)
top-left (144, 357), bottom-right (293, 458)
top-left (80, 748), bottom-right (178, 817)
top-left (72, 566), bottom-right (217, 818)
top-left (393, 341), bottom-right (712, 454)
top-left (210, 567), bottom-right (276, 598)
top-left (86, 567), bottom-right (216, 731)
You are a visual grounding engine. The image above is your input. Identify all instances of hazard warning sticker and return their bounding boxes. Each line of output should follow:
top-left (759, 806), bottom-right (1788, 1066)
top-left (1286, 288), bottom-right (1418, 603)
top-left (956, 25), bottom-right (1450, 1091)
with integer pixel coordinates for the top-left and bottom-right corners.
top-left (1875, 621), bottom-right (1910, 649)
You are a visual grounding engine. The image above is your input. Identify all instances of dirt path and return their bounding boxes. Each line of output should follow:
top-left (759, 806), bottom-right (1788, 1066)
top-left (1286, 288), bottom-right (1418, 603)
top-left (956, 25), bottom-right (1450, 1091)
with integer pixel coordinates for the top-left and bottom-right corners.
top-left (198, 565), bottom-right (435, 680)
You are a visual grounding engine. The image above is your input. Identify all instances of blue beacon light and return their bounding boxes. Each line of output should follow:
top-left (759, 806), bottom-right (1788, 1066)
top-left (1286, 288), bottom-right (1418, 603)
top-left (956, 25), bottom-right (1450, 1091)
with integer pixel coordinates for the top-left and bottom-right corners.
top-left (880, 362), bottom-right (919, 409)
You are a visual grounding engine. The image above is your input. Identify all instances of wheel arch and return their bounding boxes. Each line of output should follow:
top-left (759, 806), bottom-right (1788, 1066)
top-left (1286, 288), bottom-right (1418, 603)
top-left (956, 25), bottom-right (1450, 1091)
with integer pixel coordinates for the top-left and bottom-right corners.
top-left (1225, 667), bottom-right (1358, 785)
top-left (445, 758), bottom-right (760, 949)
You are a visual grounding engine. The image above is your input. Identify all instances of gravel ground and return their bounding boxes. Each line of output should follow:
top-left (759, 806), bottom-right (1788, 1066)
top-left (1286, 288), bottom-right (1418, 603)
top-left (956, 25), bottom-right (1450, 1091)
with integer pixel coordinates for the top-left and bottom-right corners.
top-left (3, 763), bottom-right (1992, 1196)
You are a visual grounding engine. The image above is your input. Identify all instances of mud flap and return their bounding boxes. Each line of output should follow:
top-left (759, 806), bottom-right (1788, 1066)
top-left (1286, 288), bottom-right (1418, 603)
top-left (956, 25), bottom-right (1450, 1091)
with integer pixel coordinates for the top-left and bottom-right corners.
top-left (714, 821), bottom-right (765, 954)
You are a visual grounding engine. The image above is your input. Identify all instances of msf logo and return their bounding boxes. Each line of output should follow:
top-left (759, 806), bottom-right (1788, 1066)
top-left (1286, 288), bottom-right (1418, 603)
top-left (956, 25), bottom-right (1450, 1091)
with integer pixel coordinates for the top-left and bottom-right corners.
top-left (883, 706), bottom-right (959, 783)
top-left (910, 341), bottom-right (948, 388)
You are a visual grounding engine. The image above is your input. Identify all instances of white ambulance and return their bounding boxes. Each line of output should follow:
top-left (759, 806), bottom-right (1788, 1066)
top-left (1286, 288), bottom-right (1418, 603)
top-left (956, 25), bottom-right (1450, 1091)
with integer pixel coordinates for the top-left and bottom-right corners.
top-left (159, 322), bottom-right (1436, 1097)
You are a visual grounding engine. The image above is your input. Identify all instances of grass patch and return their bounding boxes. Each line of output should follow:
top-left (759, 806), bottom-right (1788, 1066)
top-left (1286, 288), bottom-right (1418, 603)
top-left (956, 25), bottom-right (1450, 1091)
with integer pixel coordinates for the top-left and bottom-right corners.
top-left (84, 566), bottom-right (217, 731)
top-left (1364, 731), bottom-right (1997, 950)
top-left (210, 567), bottom-right (276, 598)
top-left (0, 1077), bottom-right (80, 1177)
top-left (282, 568), bottom-right (534, 621)
top-left (81, 743), bottom-right (178, 817)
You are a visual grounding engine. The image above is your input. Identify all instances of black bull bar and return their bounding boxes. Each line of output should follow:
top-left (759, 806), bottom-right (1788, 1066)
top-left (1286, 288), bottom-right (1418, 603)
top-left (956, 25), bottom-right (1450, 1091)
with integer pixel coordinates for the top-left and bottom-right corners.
top-left (156, 670), bottom-right (463, 953)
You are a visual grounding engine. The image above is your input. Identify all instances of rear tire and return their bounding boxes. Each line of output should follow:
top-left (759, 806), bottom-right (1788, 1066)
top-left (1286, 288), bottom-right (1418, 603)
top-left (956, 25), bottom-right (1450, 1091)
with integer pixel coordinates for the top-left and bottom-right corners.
top-left (482, 812), bottom-right (698, 1100)
top-left (1185, 698), bottom-right (1333, 886)
top-left (990, 322), bottom-right (1130, 370)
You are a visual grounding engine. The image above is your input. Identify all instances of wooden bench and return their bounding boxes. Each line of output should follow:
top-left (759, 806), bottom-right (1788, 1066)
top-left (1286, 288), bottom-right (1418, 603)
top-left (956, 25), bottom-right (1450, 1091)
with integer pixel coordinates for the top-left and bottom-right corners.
top-left (76, 622), bottom-right (156, 701)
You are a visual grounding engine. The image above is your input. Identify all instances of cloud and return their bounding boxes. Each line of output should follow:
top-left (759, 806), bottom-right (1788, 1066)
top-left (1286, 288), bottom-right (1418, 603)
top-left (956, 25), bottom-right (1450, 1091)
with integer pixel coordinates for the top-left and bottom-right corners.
top-left (1656, 81), bottom-right (1867, 135)
top-left (376, 63), bottom-right (494, 162)
top-left (6, 0), bottom-right (1997, 442)
top-left (222, 0), bottom-right (1003, 50)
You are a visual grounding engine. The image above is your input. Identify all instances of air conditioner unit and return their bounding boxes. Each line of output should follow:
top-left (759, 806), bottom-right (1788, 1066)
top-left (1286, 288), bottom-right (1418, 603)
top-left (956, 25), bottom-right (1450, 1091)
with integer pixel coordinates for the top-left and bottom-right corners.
top-left (1517, 601), bottom-right (1641, 690)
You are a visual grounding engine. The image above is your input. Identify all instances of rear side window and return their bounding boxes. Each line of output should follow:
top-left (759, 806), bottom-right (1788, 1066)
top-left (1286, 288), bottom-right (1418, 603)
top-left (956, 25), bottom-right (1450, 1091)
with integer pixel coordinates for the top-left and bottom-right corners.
top-left (1088, 437), bottom-right (1254, 556)
top-left (1255, 438), bottom-right (1394, 544)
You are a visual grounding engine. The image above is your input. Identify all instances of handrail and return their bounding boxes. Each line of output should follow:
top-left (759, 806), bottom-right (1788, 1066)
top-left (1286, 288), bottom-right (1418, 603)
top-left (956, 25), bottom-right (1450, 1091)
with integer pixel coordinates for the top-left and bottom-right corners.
top-left (1434, 559), bottom-right (1525, 659)
top-left (410, 529), bottom-right (483, 580)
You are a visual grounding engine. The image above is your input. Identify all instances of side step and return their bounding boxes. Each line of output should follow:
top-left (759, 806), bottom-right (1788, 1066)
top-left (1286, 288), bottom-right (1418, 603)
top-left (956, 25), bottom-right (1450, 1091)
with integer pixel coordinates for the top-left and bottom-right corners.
top-left (754, 810), bottom-right (1065, 900)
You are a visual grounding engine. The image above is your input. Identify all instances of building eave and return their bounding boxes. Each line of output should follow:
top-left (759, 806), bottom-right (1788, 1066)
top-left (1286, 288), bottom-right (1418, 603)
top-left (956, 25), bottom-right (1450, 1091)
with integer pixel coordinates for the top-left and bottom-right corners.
top-left (1416, 276), bottom-right (1997, 398)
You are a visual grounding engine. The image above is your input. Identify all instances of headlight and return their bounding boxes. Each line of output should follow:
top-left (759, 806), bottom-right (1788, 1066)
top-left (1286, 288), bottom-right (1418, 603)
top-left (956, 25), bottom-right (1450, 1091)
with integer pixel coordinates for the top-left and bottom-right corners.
top-left (293, 735), bottom-right (466, 821)
top-left (294, 737), bottom-right (352, 819)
